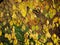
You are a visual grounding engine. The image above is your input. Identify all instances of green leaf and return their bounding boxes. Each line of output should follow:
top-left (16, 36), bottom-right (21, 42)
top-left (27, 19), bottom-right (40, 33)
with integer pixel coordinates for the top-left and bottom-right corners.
top-left (4, 42), bottom-right (9, 45)
top-left (14, 25), bottom-right (24, 43)
top-left (38, 35), bottom-right (41, 39)
top-left (32, 25), bottom-right (36, 31)
top-left (7, 29), bottom-right (11, 34)
top-left (23, 26), bottom-right (29, 34)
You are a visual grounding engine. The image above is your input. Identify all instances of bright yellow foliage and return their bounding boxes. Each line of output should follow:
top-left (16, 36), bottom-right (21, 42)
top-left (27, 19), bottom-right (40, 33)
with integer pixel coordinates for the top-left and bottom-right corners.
top-left (47, 42), bottom-right (53, 45)
top-left (53, 17), bottom-right (59, 23)
top-left (0, 30), bottom-right (2, 36)
top-left (0, 42), bottom-right (3, 45)
top-left (19, 2), bottom-right (27, 17)
top-left (12, 12), bottom-right (17, 18)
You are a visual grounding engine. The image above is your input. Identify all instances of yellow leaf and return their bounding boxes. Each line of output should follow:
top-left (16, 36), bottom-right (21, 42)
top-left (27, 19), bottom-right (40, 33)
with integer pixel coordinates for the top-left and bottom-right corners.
top-left (12, 26), bottom-right (15, 32)
top-left (25, 17), bottom-right (29, 24)
top-left (35, 41), bottom-right (41, 45)
top-left (0, 42), bottom-right (3, 45)
top-left (56, 23), bottom-right (59, 27)
top-left (22, 25), bottom-right (26, 31)
top-left (43, 25), bottom-right (48, 31)
top-left (31, 42), bottom-right (34, 45)
top-left (17, 23), bottom-right (20, 26)
top-left (46, 32), bottom-right (51, 38)
top-left (31, 14), bottom-right (35, 20)
top-left (13, 39), bottom-right (18, 45)
top-left (8, 34), bottom-right (12, 41)
top-left (12, 32), bottom-right (16, 39)
top-left (13, 20), bottom-right (17, 25)
top-left (25, 39), bottom-right (29, 45)
top-left (12, 12), bottom-right (17, 18)
top-left (13, 5), bottom-right (16, 10)
top-left (56, 43), bottom-right (59, 45)
top-left (54, 39), bottom-right (58, 44)
top-left (45, 5), bottom-right (49, 10)
top-left (21, 8), bottom-right (27, 17)
top-left (59, 18), bottom-right (60, 24)
top-left (49, 8), bottom-right (56, 18)
top-left (53, 34), bottom-right (56, 38)
top-left (52, 23), bottom-right (55, 28)
top-left (46, 20), bottom-right (49, 25)
top-left (51, 34), bottom-right (57, 44)
top-left (0, 30), bottom-right (2, 36)
top-left (35, 25), bottom-right (39, 30)
top-left (5, 33), bottom-right (9, 38)
top-left (15, 0), bottom-right (22, 2)
top-left (27, 1), bottom-right (34, 9)
top-left (47, 42), bottom-right (53, 45)
top-left (10, 20), bottom-right (13, 26)
top-left (53, 17), bottom-right (58, 23)
top-left (33, 33), bottom-right (38, 40)
top-left (19, 2), bottom-right (27, 17)
top-left (3, 21), bottom-right (6, 25)
top-left (0, 12), bottom-right (3, 17)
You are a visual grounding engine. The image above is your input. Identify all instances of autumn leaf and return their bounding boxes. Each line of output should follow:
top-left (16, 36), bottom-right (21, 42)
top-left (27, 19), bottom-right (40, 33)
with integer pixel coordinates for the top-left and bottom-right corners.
top-left (19, 2), bottom-right (27, 17)
top-left (53, 17), bottom-right (59, 23)
top-left (49, 8), bottom-right (56, 18)
top-left (12, 12), bottom-right (17, 18)
top-left (35, 25), bottom-right (39, 30)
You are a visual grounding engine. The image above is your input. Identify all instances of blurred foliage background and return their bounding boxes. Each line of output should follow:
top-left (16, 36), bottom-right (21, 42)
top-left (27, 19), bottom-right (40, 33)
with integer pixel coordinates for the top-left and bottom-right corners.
top-left (0, 0), bottom-right (60, 45)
